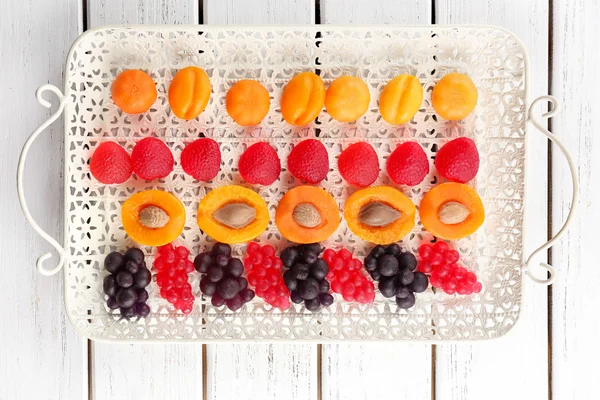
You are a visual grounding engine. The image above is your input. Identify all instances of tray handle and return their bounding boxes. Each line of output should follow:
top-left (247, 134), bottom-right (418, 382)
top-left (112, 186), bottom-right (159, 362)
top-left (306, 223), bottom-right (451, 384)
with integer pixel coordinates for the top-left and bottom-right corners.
top-left (17, 84), bottom-right (67, 276)
top-left (524, 95), bottom-right (579, 285)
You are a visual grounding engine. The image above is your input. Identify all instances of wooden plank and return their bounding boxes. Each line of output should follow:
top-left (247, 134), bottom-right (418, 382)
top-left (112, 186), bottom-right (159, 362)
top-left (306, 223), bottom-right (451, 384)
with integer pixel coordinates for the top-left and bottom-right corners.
top-left (319, 2), bottom-right (433, 400)
top-left (207, 344), bottom-right (317, 400)
top-left (551, 1), bottom-right (600, 399)
top-left (0, 0), bottom-right (87, 399)
top-left (87, 0), bottom-right (199, 25)
top-left (203, 2), bottom-right (317, 400)
top-left (320, 0), bottom-right (431, 24)
top-left (203, 0), bottom-right (314, 24)
top-left (87, 2), bottom-right (203, 400)
top-left (434, 1), bottom-right (550, 399)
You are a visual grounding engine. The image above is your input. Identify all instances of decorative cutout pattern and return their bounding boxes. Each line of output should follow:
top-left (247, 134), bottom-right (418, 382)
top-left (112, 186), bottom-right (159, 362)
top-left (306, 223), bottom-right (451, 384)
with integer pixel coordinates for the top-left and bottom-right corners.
top-left (64, 26), bottom-right (526, 341)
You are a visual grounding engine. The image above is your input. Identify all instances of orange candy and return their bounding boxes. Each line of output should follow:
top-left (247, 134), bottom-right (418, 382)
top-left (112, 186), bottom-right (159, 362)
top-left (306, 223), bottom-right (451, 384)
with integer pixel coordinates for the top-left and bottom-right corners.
top-left (121, 190), bottom-right (186, 246)
top-left (379, 75), bottom-right (423, 125)
top-left (431, 72), bottom-right (478, 120)
top-left (168, 66), bottom-right (212, 120)
top-left (111, 70), bottom-right (157, 114)
top-left (325, 76), bottom-right (370, 122)
top-left (226, 80), bottom-right (270, 126)
top-left (419, 182), bottom-right (484, 240)
top-left (280, 72), bottom-right (326, 126)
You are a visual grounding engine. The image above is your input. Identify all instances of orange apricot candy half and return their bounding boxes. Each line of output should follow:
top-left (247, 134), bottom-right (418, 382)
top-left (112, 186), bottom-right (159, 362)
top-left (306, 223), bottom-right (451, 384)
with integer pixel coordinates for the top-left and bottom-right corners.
top-left (275, 186), bottom-right (340, 244)
top-left (121, 190), bottom-right (186, 246)
top-left (325, 76), bottom-right (370, 122)
top-left (197, 185), bottom-right (269, 244)
top-left (419, 182), bottom-right (484, 240)
top-left (379, 74), bottom-right (423, 125)
top-left (111, 70), bottom-right (157, 114)
top-left (280, 72), bottom-right (326, 126)
top-left (168, 66), bottom-right (212, 120)
top-left (431, 72), bottom-right (478, 120)
top-left (225, 80), bottom-right (270, 126)
top-left (344, 186), bottom-right (416, 245)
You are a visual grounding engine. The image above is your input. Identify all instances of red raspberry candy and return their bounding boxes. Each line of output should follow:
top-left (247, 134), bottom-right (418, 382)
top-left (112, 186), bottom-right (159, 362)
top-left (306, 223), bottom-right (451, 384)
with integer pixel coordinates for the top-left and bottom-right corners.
top-left (434, 137), bottom-right (480, 183)
top-left (181, 138), bottom-right (221, 182)
top-left (154, 243), bottom-right (195, 313)
top-left (90, 141), bottom-right (132, 184)
top-left (245, 243), bottom-right (290, 310)
top-left (386, 141), bottom-right (429, 186)
top-left (239, 142), bottom-right (281, 186)
top-left (417, 241), bottom-right (481, 295)
top-left (338, 142), bottom-right (379, 187)
top-left (327, 248), bottom-right (375, 304)
top-left (287, 139), bottom-right (329, 184)
top-left (132, 137), bottom-right (174, 180)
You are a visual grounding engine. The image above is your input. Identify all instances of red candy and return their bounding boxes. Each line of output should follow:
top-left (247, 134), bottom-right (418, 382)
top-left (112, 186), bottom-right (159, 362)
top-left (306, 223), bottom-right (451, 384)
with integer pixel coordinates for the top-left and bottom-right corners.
top-left (132, 137), bottom-right (174, 180)
top-left (434, 137), bottom-right (480, 183)
top-left (287, 139), bottom-right (329, 184)
top-left (386, 141), bottom-right (429, 186)
top-left (338, 142), bottom-right (379, 187)
top-left (180, 138), bottom-right (221, 181)
top-left (90, 141), bottom-right (132, 184)
top-left (324, 248), bottom-right (375, 304)
top-left (154, 243), bottom-right (195, 313)
top-left (417, 241), bottom-right (482, 295)
top-left (245, 243), bottom-right (290, 310)
top-left (239, 142), bottom-right (281, 186)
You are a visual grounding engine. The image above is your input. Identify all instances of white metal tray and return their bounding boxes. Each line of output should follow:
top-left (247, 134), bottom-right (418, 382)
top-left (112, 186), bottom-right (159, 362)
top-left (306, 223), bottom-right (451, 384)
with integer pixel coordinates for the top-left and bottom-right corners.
top-left (17, 25), bottom-right (577, 342)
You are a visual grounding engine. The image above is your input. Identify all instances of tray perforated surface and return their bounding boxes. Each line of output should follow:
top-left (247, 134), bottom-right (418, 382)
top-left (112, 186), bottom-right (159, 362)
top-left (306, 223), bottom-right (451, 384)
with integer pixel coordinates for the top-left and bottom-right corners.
top-left (64, 26), bottom-right (527, 341)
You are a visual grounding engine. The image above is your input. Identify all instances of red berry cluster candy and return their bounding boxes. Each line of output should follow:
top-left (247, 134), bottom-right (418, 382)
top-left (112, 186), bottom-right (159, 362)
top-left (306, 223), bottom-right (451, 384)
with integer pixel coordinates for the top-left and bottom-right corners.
top-left (245, 242), bottom-right (290, 310)
top-left (323, 248), bottom-right (375, 304)
top-left (154, 243), bottom-right (196, 314)
top-left (418, 241), bottom-right (482, 295)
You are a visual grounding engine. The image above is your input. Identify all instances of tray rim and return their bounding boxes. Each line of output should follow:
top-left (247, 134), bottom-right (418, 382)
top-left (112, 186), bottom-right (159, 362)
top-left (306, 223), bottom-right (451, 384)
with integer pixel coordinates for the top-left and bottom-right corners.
top-left (60, 24), bottom-right (531, 343)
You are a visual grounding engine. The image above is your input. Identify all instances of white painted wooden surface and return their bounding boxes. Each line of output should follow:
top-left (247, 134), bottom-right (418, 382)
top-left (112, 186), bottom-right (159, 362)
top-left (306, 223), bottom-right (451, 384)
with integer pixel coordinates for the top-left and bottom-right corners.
top-left (0, 0), bottom-right (87, 399)
top-left (434, 1), bottom-right (550, 399)
top-left (203, 2), bottom-right (317, 399)
top-left (552, 1), bottom-right (600, 399)
top-left (320, 2), bottom-right (433, 400)
top-left (2, 0), bottom-right (597, 399)
top-left (87, 2), bottom-right (204, 400)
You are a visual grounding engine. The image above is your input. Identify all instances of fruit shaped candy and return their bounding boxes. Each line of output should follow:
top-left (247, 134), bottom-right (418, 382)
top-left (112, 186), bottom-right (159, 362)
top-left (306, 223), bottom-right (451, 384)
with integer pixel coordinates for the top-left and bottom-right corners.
top-left (431, 72), bottom-right (478, 120)
top-left (226, 80), bottom-right (270, 126)
top-left (103, 247), bottom-right (152, 318)
top-left (196, 242), bottom-right (256, 311)
top-left (338, 142), bottom-right (379, 187)
top-left (325, 76), bottom-right (370, 122)
top-left (418, 241), bottom-right (482, 295)
top-left (275, 186), bottom-right (340, 244)
top-left (287, 139), bottom-right (329, 184)
top-left (344, 186), bottom-right (416, 245)
top-left (121, 190), bottom-right (186, 246)
top-left (322, 248), bottom-right (375, 304)
top-left (419, 182), bottom-right (484, 240)
top-left (363, 244), bottom-right (429, 309)
top-left (244, 242), bottom-right (290, 310)
top-left (379, 74), bottom-right (423, 125)
top-left (168, 66), bottom-right (212, 120)
top-left (90, 141), bottom-right (132, 184)
top-left (386, 141), bottom-right (429, 186)
top-left (197, 185), bottom-right (269, 244)
top-left (434, 137), bottom-right (480, 183)
top-left (155, 243), bottom-right (196, 314)
top-left (180, 138), bottom-right (221, 182)
top-left (131, 137), bottom-right (174, 180)
top-left (280, 72), bottom-right (326, 126)
top-left (281, 243), bottom-right (334, 312)
top-left (238, 142), bottom-right (281, 186)
top-left (111, 70), bottom-right (157, 114)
